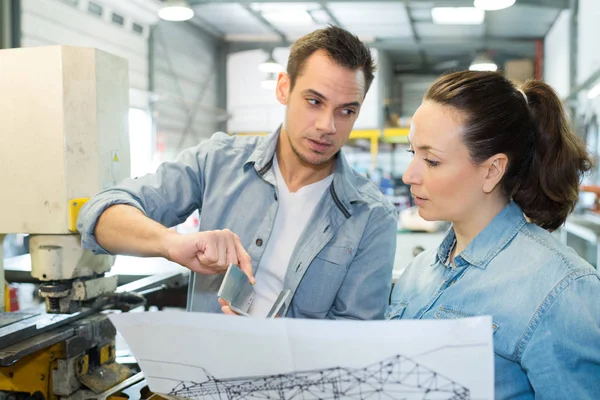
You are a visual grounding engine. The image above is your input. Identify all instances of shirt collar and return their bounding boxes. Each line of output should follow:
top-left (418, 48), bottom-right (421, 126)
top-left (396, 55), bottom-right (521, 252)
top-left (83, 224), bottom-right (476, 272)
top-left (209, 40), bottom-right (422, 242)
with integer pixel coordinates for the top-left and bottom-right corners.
top-left (244, 124), bottom-right (363, 204)
top-left (245, 125), bottom-right (281, 174)
top-left (434, 201), bottom-right (526, 269)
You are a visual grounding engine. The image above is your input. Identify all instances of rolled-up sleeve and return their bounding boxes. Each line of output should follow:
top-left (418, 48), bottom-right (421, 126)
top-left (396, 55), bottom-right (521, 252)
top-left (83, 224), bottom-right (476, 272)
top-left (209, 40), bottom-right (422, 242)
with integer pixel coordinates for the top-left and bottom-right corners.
top-left (77, 132), bottom-right (225, 254)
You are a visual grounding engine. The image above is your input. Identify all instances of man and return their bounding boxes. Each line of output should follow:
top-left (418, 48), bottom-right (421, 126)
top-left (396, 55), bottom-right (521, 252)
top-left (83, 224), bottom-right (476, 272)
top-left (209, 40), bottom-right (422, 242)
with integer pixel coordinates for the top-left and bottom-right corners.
top-left (77, 26), bottom-right (398, 320)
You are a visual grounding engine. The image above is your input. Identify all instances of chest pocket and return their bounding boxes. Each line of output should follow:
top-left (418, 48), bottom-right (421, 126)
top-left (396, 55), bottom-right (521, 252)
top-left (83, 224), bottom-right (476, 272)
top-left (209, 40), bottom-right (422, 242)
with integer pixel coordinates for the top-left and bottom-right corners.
top-left (386, 301), bottom-right (408, 320)
top-left (434, 306), bottom-right (499, 333)
top-left (291, 245), bottom-right (354, 316)
top-left (314, 244), bottom-right (354, 266)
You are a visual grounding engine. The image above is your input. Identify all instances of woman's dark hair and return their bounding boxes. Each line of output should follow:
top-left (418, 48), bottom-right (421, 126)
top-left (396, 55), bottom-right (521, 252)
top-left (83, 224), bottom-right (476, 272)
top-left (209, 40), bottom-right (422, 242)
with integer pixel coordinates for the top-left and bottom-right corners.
top-left (425, 71), bottom-right (592, 230)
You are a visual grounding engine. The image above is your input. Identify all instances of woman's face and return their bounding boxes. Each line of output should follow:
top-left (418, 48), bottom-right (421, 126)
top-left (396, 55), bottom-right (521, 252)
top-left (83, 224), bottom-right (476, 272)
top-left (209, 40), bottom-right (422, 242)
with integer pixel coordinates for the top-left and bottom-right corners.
top-left (402, 101), bottom-right (498, 223)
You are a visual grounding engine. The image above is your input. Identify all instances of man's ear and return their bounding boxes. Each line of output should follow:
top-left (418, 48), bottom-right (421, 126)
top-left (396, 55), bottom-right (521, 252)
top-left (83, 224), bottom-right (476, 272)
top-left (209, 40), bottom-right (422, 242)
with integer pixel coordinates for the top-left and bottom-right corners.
top-left (276, 72), bottom-right (290, 106)
top-left (482, 154), bottom-right (508, 194)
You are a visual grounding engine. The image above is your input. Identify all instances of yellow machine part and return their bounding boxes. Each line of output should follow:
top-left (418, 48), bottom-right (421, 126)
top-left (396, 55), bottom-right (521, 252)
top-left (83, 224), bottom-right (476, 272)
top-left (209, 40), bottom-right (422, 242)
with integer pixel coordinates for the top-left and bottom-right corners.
top-left (0, 340), bottom-right (121, 399)
top-left (99, 342), bottom-right (115, 364)
top-left (68, 198), bottom-right (89, 232)
top-left (0, 342), bottom-right (63, 399)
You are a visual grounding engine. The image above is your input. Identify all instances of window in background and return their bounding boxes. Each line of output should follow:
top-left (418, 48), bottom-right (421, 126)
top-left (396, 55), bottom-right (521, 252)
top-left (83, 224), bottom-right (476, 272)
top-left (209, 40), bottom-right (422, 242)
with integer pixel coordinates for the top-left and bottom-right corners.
top-left (87, 1), bottom-right (103, 17)
top-left (59, 0), bottom-right (78, 6)
top-left (112, 13), bottom-right (125, 26)
top-left (128, 108), bottom-right (154, 178)
top-left (132, 23), bottom-right (144, 35)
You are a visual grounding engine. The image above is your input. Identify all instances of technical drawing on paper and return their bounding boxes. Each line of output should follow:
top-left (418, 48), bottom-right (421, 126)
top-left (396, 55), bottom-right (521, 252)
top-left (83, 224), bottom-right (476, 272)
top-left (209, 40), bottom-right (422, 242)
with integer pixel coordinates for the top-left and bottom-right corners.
top-left (108, 312), bottom-right (494, 400)
top-left (151, 352), bottom-right (471, 400)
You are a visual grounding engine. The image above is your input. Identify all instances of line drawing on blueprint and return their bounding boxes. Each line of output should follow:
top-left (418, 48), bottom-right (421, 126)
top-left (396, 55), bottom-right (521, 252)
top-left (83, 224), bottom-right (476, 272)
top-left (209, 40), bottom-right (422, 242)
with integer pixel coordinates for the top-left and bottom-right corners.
top-left (142, 350), bottom-right (476, 400)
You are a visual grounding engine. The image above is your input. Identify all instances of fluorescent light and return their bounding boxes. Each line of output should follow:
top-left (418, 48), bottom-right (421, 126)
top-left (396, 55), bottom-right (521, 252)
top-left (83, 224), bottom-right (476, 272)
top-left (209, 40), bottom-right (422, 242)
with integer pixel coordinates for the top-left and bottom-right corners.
top-left (263, 10), bottom-right (313, 25)
top-left (251, 3), bottom-right (316, 26)
top-left (588, 83), bottom-right (600, 100)
top-left (469, 53), bottom-right (498, 71)
top-left (469, 62), bottom-right (498, 71)
top-left (431, 7), bottom-right (485, 25)
top-left (474, 0), bottom-right (516, 11)
top-left (158, 2), bottom-right (194, 22)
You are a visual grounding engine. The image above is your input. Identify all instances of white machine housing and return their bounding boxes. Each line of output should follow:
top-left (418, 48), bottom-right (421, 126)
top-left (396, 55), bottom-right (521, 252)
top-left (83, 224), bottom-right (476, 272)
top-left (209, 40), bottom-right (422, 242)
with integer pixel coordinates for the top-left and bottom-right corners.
top-left (0, 46), bottom-right (130, 312)
top-left (0, 45), bottom-right (130, 234)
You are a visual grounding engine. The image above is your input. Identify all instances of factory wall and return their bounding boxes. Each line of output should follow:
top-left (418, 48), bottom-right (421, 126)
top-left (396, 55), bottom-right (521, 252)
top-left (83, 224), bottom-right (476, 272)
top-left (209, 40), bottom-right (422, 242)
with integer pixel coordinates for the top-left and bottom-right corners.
top-left (19, 0), bottom-right (224, 171)
top-left (543, 9), bottom-right (570, 98)
top-left (20, 0), bottom-right (150, 109)
top-left (151, 21), bottom-right (223, 162)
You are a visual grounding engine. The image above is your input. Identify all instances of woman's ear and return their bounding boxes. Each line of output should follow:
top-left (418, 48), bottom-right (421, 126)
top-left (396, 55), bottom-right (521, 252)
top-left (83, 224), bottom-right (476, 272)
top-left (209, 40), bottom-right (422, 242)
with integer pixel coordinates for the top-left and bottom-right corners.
top-left (482, 154), bottom-right (508, 193)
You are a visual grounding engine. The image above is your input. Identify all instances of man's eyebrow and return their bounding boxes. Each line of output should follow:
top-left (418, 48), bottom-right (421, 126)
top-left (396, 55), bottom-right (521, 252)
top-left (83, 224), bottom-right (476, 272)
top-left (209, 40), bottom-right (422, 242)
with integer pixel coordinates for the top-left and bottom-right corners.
top-left (340, 100), bottom-right (361, 108)
top-left (303, 89), bottom-right (361, 108)
top-left (304, 89), bottom-right (327, 101)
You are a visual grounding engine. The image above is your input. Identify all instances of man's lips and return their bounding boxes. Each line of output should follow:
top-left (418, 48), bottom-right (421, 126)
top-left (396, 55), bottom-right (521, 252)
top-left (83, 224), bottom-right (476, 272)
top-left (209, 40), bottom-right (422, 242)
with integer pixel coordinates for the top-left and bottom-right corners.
top-left (307, 138), bottom-right (332, 152)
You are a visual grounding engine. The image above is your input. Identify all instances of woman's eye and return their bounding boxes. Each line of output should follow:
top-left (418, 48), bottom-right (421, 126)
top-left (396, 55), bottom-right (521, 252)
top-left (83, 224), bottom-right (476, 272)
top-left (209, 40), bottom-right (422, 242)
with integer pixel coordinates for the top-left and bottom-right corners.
top-left (425, 159), bottom-right (440, 167)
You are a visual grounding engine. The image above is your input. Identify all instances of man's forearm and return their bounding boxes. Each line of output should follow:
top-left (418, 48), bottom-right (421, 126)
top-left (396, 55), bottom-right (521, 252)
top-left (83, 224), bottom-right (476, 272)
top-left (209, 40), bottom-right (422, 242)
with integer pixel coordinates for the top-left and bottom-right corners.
top-left (94, 204), bottom-right (176, 258)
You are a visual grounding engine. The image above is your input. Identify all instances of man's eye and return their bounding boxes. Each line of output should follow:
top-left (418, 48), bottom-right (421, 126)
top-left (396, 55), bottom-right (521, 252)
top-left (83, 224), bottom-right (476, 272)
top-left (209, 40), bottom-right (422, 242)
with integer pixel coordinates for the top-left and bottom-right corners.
top-left (406, 149), bottom-right (415, 156)
top-left (308, 99), bottom-right (320, 106)
top-left (341, 109), bottom-right (356, 116)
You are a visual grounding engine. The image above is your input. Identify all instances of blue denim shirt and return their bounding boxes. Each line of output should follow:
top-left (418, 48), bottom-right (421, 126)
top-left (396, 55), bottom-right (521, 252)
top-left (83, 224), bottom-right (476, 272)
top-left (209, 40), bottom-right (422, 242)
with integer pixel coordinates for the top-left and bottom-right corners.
top-left (77, 128), bottom-right (398, 320)
top-left (388, 202), bottom-right (600, 399)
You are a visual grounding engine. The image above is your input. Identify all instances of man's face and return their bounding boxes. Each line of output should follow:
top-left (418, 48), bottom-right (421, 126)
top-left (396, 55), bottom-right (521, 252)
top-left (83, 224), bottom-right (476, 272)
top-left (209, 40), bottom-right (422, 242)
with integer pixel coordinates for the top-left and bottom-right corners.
top-left (276, 50), bottom-right (366, 166)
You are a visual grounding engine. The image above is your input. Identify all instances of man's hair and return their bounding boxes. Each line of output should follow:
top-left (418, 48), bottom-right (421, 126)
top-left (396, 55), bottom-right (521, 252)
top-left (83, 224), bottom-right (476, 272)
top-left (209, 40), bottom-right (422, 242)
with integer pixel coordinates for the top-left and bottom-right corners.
top-left (286, 26), bottom-right (376, 95)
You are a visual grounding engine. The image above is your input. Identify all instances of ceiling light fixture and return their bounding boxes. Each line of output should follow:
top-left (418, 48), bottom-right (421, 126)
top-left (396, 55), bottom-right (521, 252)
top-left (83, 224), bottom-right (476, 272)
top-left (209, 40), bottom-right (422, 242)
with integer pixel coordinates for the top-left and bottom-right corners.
top-left (469, 53), bottom-right (498, 71)
top-left (431, 7), bottom-right (485, 25)
top-left (474, 0), bottom-right (516, 11)
top-left (158, 1), bottom-right (194, 22)
top-left (259, 51), bottom-right (284, 73)
top-left (261, 73), bottom-right (278, 90)
top-left (588, 83), bottom-right (600, 100)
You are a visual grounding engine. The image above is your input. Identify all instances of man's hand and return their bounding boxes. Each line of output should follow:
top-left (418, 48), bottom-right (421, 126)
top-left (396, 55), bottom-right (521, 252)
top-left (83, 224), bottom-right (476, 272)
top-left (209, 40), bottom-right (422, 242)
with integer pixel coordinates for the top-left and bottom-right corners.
top-left (163, 229), bottom-right (255, 283)
top-left (218, 297), bottom-right (239, 315)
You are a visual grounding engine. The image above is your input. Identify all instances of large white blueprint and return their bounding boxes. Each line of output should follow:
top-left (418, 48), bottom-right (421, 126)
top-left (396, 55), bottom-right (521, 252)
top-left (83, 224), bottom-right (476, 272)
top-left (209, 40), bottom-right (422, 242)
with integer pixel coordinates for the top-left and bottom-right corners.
top-left (109, 311), bottom-right (494, 400)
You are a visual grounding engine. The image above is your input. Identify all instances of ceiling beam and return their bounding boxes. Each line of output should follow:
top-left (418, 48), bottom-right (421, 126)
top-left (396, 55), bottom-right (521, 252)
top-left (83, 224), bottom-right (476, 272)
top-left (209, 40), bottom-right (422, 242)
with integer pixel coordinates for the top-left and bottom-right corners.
top-left (226, 36), bottom-right (539, 53)
top-left (188, 16), bottom-right (225, 41)
top-left (190, 0), bottom-right (570, 9)
top-left (404, 0), bottom-right (428, 70)
top-left (241, 4), bottom-right (287, 42)
top-left (318, 3), bottom-right (342, 27)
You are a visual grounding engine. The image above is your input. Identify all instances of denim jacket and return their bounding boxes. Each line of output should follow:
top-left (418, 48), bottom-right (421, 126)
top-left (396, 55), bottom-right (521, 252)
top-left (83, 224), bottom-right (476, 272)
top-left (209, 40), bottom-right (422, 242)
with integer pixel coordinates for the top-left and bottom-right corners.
top-left (387, 201), bottom-right (600, 399)
top-left (78, 127), bottom-right (398, 320)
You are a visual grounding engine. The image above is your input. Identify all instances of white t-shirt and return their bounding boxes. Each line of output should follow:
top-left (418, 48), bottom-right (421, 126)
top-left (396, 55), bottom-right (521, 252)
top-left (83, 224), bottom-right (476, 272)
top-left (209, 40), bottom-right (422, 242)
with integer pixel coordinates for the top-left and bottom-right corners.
top-left (247, 156), bottom-right (334, 317)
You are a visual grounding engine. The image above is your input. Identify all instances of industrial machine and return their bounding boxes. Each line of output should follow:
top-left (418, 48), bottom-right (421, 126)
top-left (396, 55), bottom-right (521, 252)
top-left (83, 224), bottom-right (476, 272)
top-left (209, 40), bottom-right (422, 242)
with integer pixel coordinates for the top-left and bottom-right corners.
top-left (0, 45), bottom-right (150, 400)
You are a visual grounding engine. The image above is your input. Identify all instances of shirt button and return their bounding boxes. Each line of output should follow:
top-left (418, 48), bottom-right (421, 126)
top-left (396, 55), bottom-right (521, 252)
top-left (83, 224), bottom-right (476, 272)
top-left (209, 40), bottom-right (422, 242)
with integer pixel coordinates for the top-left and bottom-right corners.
top-left (256, 238), bottom-right (263, 246)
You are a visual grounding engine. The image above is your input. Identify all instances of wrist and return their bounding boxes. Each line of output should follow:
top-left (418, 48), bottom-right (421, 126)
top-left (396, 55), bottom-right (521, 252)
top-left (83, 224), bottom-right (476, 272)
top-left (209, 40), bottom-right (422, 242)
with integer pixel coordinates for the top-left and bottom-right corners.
top-left (159, 228), bottom-right (179, 260)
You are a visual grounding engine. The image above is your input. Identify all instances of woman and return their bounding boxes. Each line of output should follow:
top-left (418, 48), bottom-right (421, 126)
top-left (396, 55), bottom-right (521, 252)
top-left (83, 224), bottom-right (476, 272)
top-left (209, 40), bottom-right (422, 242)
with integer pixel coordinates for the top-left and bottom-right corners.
top-left (388, 71), bottom-right (600, 399)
